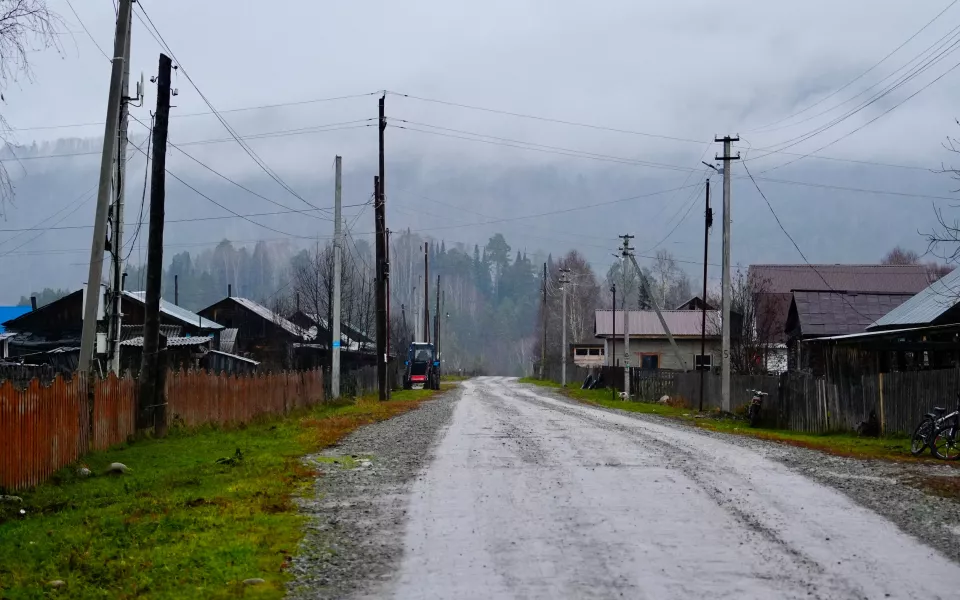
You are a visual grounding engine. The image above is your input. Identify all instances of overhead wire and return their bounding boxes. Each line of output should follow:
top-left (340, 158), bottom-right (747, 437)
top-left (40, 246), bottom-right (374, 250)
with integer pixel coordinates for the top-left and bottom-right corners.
top-left (133, 1), bottom-right (331, 214)
top-left (63, 0), bottom-right (111, 61)
top-left (748, 0), bottom-right (960, 132)
top-left (741, 160), bottom-right (875, 321)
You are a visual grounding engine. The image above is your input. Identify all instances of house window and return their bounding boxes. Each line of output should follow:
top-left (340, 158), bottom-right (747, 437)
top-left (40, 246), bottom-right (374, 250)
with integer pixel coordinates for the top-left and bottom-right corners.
top-left (575, 348), bottom-right (588, 356)
top-left (695, 354), bottom-right (712, 371)
top-left (588, 348), bottom-right (600, 356)
top-left (640, 353), bottom-right (659, 369)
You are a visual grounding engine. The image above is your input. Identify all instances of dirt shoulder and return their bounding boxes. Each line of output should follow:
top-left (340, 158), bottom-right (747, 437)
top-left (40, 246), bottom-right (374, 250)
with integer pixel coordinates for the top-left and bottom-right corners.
top-left (287, 385), bottom-right (461, 599)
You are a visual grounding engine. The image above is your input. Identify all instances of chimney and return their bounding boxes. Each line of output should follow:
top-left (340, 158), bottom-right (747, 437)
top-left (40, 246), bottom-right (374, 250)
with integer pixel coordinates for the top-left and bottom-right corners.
top-left (174, 275), bottom-right (179, 306)
top-left (228, 284), bottom-right (232, 298)
top-left (30, 296), bottom-right (37, 311)
top-left (296, 292), bottom-right (300, 313)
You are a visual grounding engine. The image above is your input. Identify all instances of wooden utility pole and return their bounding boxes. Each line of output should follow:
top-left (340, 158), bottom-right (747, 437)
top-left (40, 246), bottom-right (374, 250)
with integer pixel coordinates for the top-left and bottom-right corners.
top-left (559, 267), bottom-right (571, 386)
top-left (385, 227), bottom-right (391, 399)
top-left (700, 179), bottom-right (712, 412)
top-left (540, 262), bottom-right (547, 379)
top-left (80, 0), bottom-right (133, 374)
top-left (137, 53), bottom-right (172, 434)
top-left (332, 155), bottom-right (342, 399)
top-left (434, 275), bottom-right (440, 352)
top-left (715, 135), bottom-right (740, 412)
top-left (423, 242), bottom-right (430, 344)
top-left (375, 180), bottom-right (387, 399)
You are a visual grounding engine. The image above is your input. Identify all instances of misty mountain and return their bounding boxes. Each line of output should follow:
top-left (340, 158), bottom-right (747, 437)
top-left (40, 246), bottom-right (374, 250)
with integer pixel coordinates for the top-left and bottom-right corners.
top-left (0, 133), bottom-right (954, 305)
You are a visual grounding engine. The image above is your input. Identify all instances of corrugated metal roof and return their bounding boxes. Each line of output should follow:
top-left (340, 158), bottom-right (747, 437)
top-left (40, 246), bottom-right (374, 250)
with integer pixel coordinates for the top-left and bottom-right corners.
top-left (595, 310), bottom-right (719, 337)
top-left (870, 267), bottom-right (960, 329)
top-left (219, 328), bottom-right (238, 353)
top-left (120, 336), bottom-right (213, 348)
top-left (790, 291), bottom-right (913, 337)
top-left (806, 323), bottom-right (960, 343)
top-left (0, 306), bottom-right (31, 333)
top-left (206, 349), bottom-right (259, 365)
top-left (231, 297), bottom-right (306, 339)
top-left (749, 264), bottom-right (932, 294)
top-left (124, 291), bottom-right (224, 330)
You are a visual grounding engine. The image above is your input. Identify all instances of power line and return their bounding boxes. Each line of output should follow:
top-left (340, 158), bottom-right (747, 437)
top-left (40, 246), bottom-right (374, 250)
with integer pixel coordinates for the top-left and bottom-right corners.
top-left (63, 0), bottom-right (110, 61)
top-left (741, 161), bottom-right (874, 321)
top-left (126, 142), bottom-right (317, 240)
top-left (133, 2), bottom-right (330, 214)
top-left (749, 0), bottom-right (960, 132)
top-left (388, 118), bottom-right (697, 173)
top-left (0, 205), bottom-right (367, 233)
top-left (386, 90), bottom-right (704, 145)
top-left (0, 120), bottom-right (374, 163)
top-left (127, 113), bottom-right (335, 221)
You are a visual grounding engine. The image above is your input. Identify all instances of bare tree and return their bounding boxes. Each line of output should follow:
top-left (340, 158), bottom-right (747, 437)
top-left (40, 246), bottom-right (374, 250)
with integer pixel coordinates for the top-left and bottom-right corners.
top-left (882, 246), bottom-right (921, 266)
top-left (0, 1), bottom-right (63, 214)
top-left (708, 268), bottom-right (778, 374)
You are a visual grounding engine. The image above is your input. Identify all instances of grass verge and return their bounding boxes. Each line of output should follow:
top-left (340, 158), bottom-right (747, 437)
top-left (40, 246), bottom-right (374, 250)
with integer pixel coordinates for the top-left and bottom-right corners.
top-left (0, 386), bottom-right (449, 599)
top-left (519, 378), bottom-right (936, 465)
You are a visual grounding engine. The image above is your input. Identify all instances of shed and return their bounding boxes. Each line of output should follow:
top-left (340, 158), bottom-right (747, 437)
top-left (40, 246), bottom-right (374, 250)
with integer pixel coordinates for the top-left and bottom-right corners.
top-left (785, 290), bottom-right (914, 372)
top-left (749, 264), bottom-right (931, 344)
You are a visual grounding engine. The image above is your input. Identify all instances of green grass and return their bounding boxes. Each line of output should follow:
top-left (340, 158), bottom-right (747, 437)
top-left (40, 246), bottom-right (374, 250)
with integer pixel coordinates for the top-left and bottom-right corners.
top-left (520, 378), bottom-right (930, 464)
top-left (440, 374), bottom-right (471, 382)
top-left (0, 388), bottom-right (445, 599)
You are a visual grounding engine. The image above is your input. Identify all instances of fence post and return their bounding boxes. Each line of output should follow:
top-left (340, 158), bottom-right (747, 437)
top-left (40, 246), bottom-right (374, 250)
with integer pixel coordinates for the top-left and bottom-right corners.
top-left (878, 372), bottom-right (885, 436)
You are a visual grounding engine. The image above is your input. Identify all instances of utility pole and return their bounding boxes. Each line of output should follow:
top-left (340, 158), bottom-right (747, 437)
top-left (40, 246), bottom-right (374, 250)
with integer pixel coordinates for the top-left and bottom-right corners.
top-left (106, 4), bottom-right (134, 375)
top-left (331, 155), bottom-right (342, 400)
top-left (540, 262), bottom-right (546, 379)
top-left (423, 242), bottom-right (430, 344)
top-left (385, 227), bottom-right (391, 399)
top-left (610, 283), bottom-right (616, 367)
top-left (700, 178), bottom-right (713, 412)
top-left (622, 242), bottom-right (688, 371)
top-left (559, 267), bottom-right (571, 386)
top-left (137, 53), bottom-right (172, 433)
top-left (375, 175), bottom-right (387, 400)
top-left (80, 0), bottom-right (133, 375)
top-left (619, 236), bottom-right (633, 396)
top-left (378, 93), bottom-right (389, 399)
top-left (715, 135), bottom-right (740, 413)
top-left (434, 275), bottom-right (440, 352)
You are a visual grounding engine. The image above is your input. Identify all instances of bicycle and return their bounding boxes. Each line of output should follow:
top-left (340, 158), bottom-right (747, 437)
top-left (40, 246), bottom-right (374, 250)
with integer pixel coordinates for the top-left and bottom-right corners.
top-left (910, 393), bottom-right (960, 457)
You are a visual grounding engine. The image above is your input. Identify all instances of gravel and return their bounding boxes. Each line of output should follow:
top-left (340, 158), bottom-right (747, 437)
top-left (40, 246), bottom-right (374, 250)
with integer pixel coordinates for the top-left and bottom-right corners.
top-left (535, 386), bottom-right (960, 565)
top-left (286, 388), bottom-right (461, 600)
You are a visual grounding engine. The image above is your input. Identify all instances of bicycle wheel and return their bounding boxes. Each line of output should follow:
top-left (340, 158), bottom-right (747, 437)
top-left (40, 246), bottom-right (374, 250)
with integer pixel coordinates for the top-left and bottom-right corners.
top-left (932, 426), bottom-right (960, 460)
top-left (911, 418), bottom-right (933, 455)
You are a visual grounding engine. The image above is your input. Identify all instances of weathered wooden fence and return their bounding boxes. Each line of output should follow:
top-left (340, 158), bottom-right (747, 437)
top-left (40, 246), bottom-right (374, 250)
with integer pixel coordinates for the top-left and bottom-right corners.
top-left (538, 363), bottom-right (960, 436)
top-left (0, 368), bottom-right (325, 492)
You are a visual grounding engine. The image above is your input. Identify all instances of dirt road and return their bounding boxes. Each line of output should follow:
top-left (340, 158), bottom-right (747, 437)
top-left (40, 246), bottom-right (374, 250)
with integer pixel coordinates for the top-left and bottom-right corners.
top-left (383, 377), bottom-right (960, 599)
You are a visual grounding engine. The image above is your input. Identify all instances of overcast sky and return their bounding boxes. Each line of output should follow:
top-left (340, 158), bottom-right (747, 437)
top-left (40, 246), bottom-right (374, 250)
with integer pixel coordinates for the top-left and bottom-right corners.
top-left (2, 0), bottom-right (960, 301)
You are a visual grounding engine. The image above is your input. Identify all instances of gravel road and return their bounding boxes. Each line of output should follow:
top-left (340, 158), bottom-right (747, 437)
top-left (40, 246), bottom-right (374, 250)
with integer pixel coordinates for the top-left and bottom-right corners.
top-left (291, 377), bottom-right (960, 599)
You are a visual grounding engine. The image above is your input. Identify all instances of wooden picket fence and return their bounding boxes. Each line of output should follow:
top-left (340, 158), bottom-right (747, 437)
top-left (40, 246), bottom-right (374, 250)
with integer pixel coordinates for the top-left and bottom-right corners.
top-left (0, 368), bottom-right (325, 492)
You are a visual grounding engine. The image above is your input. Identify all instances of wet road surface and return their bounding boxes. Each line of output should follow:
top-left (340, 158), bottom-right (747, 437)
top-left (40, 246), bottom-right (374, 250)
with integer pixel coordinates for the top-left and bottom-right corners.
top-left (386, 377), bottom-right (960, 599)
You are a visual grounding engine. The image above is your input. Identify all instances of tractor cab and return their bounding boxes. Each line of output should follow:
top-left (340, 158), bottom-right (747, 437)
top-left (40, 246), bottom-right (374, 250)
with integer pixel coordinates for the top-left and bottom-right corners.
top-left (404, 342), bottom-right (440, 390)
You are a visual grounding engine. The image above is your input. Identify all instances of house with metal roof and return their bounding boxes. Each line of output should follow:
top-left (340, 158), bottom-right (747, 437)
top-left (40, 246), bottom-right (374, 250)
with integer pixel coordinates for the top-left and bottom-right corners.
top-left (784, 290), bottom-right (914, 372)
top-left (595, 309), bottom-right (720, 370)
top-left (1, 290), bottom-right (221, 360)
top-left (198, 296), bottom-right (310, 369)
top-left (867, 267), bottom-right (960, 331)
